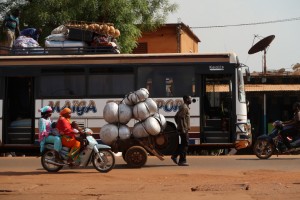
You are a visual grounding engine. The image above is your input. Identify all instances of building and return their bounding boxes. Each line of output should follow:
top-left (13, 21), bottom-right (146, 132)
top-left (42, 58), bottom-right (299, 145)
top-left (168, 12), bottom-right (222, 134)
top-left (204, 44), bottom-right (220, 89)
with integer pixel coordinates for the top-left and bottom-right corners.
top-left (245, 73), bottom-right (300, 140)
top-left (133, 23), bottom-right (200, 54)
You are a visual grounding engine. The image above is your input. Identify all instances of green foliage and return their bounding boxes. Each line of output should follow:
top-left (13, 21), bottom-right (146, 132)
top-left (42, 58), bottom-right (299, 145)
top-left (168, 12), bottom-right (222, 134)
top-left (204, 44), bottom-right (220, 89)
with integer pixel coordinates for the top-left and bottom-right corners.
top-left (1, 0), bottom-right (177, 53)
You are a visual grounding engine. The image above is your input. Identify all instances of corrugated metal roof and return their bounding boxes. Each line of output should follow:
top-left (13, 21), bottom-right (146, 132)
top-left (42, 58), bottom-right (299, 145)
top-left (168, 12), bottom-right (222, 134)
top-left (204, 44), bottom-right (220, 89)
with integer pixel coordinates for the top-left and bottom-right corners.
top-left (245, 84), bottom-right (300, 92)
top-left (206, 84), bottom-right (300, 92)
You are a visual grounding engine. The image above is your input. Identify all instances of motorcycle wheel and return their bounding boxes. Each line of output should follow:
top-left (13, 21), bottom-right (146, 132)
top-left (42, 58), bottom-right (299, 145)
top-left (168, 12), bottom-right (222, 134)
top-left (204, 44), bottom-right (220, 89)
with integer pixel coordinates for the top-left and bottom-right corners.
top-left (253, 139), bottom-right (274, 159)
top-left (41, 150), bottom-right (63, 172)
top-left (92, 149), bottom-right (115, 173)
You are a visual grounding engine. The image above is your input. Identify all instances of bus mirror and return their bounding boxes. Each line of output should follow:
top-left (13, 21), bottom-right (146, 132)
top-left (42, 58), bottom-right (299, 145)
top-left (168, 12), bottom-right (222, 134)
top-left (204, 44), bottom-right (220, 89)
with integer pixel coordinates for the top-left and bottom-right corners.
top-left (246, 68), bottom-right (251, 82)
top-left (247, 100), bottom-right (250, 112)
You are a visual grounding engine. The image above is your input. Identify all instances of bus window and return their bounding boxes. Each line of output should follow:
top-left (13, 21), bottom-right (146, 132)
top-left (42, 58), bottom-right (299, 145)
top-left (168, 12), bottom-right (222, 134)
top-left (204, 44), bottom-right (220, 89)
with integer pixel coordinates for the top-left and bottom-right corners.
top-left (166, 77), bottom-right (173, 97)
top-left (39, 75), bottom-right (85, 97)
top-left (88, 74), bottom-right (134, 96)
top-left (204, 75), bottom-right (233, 119)
top-left (138, 66), bottom-right (194, 97)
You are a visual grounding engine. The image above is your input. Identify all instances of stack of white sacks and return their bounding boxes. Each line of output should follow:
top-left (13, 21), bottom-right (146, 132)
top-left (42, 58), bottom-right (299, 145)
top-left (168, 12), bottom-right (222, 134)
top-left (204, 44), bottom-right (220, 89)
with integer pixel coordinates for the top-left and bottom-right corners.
top-left (100, 88), bottom-right (167, 145)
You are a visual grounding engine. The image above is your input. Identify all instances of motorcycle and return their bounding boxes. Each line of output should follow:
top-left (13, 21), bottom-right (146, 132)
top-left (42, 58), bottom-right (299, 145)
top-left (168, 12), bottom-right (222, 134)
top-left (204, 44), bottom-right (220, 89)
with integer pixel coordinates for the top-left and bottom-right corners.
top-left (253, 120), bottom-right (300, 159)
top-left (41, 128), bottom-right (115, 173)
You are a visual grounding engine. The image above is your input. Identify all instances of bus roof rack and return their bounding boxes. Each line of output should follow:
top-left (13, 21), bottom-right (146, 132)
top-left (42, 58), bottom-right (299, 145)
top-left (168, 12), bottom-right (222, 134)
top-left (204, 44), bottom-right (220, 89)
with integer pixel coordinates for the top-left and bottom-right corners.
top-left (0, 45), bottom-right (120, 56)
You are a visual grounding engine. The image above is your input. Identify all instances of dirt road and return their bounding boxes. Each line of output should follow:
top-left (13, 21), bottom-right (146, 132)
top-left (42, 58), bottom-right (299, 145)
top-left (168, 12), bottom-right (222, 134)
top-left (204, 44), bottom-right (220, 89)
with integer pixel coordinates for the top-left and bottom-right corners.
top-left (1, 155), bottom-right (300, 200)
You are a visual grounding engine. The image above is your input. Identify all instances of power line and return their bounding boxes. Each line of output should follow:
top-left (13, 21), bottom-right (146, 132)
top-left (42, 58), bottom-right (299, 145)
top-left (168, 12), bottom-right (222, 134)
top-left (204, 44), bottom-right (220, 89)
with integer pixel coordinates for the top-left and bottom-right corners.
top-left (190, 17), bottom-right (300, 29)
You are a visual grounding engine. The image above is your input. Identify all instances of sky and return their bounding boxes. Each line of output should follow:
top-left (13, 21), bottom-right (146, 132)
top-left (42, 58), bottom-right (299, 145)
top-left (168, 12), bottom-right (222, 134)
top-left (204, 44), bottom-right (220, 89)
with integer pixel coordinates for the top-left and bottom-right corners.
top-left (166, 0), bottom-right (300, 72)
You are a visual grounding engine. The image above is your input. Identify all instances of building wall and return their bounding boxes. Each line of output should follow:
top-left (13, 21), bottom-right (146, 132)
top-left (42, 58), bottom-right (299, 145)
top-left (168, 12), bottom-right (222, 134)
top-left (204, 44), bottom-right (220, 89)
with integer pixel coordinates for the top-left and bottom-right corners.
top-left (180, 29), bottom-right (199, 53)
top-left (137, 26), bottom-right (178, 53)
top-left (135, 24), bottom-right (199, 53)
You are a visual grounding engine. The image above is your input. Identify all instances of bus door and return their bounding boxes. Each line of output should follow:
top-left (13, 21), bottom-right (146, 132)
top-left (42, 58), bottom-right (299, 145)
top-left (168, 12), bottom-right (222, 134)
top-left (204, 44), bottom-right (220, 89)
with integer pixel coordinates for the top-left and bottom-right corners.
top-left (201, 74), bottom-right (233, 143)
top-left (3, 77), bottom-right (34, 144)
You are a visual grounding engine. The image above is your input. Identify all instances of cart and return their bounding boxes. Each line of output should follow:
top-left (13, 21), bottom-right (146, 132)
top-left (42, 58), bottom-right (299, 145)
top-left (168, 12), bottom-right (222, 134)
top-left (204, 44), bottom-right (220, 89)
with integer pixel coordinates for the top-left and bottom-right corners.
top-left (110, 121), bottom-right (178, 168)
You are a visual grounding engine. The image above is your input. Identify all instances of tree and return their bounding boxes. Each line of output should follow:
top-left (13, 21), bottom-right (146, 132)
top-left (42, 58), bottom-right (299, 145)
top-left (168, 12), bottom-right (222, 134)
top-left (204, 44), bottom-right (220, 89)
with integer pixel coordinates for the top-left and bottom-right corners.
top-left (292, 63), bottom-right (300, 71)
top-left (1, 0), bottom-right (177, 53)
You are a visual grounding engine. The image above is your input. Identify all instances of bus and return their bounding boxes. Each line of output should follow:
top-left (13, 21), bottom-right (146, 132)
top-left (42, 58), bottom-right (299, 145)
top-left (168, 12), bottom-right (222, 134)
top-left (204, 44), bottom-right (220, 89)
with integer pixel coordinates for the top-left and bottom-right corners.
top-left (0, 52), bottom-right (251, 155)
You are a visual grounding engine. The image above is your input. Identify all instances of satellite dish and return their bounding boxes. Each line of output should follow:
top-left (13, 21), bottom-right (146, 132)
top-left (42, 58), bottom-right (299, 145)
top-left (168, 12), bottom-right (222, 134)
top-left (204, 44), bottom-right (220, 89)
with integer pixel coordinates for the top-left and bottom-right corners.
top-left (248, 35), bottom-right (275, 54)
top-left (248, 35), bottom-right (275, 74)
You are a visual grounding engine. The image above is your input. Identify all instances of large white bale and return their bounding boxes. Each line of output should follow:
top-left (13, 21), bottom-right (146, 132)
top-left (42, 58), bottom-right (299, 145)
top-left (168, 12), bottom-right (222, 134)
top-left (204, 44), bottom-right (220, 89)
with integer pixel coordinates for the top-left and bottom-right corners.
top-left (118, 124), bottom-right (131, 140)
top-left (144, 98), bottom-right (157, 113)
top-left (99, 124), bottom-right (119, 145)
top-left (132, 122), bottom-right (149, 138)
top-left (133, 102), bottom-right (150, 121)
top-left (133, 98), bottom-right (157, 121)
top-left (103, 102), bottom-right (132, 124)
top-left (144, 116), bottom-right (161, 136)
top-left (135, 88), bottom-right (149, 102)
top-left (153, 113), bottom-right (167, 130)
top-left (123, 93), bottom-right (134, 106)
top-left (123, 88), bottom-right (149, 106)
top-left (128, 92), bottom-right (139, 105)
top-left (118, 103), bottom-right (132, 124)
top-left (103, 102), bottom-right (119, 123)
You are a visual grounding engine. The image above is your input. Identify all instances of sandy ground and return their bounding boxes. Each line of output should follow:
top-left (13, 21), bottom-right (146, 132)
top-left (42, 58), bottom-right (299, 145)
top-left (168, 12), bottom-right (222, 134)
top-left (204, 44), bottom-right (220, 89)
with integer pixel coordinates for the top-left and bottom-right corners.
top-left (0, 155), bottom-right (300, 200)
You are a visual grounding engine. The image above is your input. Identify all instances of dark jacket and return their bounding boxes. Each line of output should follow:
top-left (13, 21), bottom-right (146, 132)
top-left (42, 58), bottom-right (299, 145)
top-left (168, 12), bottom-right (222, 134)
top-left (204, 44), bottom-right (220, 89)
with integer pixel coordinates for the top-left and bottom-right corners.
top-left (175, 103), bottom-right (190, 133)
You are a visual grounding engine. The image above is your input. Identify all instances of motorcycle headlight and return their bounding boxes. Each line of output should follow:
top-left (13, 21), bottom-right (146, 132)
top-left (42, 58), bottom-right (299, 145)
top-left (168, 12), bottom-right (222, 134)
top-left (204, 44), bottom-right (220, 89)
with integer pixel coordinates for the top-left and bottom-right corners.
top-left (84, 128), bottom-right (93, 135)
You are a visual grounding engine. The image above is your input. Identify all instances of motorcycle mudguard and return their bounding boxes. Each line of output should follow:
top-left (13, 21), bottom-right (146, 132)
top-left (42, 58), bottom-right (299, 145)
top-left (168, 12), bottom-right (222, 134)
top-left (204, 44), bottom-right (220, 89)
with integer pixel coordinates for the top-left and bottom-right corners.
top-left (96, 143), bottom-right (111, 150)
top-left (256, 134), bottom-right (273, 143)
top-left (257, 135), bottom-right (270, 140)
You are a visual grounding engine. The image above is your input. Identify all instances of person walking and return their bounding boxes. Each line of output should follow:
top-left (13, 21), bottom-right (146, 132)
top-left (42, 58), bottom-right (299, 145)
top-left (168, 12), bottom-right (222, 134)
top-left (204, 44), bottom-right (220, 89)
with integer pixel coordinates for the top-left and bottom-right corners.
top-left (1, 9), bottom-right (20, 48)
top-left (171, 95), bottom-right (192, 166)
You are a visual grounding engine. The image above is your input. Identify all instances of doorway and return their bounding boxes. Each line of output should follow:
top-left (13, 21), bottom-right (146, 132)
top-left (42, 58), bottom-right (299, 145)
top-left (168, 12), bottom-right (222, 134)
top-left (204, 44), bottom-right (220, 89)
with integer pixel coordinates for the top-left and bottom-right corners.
top-left (201, 74), bottom-right (233, 143)
top-left (4, 77), bottom-right (34, 144)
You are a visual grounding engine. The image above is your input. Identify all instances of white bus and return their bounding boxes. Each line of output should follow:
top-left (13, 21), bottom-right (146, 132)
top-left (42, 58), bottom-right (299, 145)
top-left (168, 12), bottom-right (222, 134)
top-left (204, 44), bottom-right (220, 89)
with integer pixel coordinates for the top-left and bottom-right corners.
top-left (0, 53), bottom-right (251, 155)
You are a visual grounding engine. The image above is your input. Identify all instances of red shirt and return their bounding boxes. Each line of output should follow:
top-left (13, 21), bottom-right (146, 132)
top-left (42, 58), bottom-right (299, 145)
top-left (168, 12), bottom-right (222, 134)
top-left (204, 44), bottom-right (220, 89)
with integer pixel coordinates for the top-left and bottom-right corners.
top-left (56, 116), bottom-right (74, 137)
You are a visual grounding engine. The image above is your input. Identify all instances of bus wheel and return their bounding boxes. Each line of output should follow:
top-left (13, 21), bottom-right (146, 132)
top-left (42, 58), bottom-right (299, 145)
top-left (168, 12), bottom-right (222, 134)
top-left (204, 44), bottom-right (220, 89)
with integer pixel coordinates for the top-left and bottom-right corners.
top-left (125, 146), bottom-right (148, 168)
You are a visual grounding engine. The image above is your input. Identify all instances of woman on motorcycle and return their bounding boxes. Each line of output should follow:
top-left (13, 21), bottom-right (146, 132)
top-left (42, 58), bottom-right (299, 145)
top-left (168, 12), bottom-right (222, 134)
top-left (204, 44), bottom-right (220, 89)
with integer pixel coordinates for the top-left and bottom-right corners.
top-left (56, 108), bottom-right (81, 163)
top-left (38, 106), bottom-right (62, 161)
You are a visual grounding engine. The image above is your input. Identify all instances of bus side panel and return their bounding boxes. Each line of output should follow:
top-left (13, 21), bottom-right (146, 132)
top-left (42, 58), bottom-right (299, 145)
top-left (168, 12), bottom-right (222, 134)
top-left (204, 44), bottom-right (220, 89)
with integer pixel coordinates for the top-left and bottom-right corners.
top-left (35, 98), bottom-right (201, 144)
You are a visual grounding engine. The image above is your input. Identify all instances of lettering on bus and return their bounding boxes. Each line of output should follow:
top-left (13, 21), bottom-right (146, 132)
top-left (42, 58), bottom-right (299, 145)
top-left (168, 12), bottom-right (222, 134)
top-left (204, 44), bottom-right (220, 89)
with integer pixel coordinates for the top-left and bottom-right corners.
top-left (107, 99), bottom-right (184, 113)
top-left (209, 65), bottom-right (224, 71)
top-left (48, 100), bottom-right (97, 116)
top-left (156, 99), bottom-right (183, 112)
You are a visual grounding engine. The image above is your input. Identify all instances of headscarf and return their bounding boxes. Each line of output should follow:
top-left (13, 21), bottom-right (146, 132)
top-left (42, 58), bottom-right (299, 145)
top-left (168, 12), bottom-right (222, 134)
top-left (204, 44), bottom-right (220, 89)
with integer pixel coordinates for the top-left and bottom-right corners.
top-left (60, 107), bottom-right (71, 116)
top-left (39, 106), bottom-right (52, 114)
top-left (60, 108), bottom-right (72, 123)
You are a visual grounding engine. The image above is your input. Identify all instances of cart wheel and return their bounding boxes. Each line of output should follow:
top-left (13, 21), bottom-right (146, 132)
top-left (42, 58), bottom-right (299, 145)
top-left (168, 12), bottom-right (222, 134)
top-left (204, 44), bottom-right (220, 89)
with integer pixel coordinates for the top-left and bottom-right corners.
top-left (155, 122), bottom-right (179, 155)
top-left (125, 146), bottom-right (148, 168)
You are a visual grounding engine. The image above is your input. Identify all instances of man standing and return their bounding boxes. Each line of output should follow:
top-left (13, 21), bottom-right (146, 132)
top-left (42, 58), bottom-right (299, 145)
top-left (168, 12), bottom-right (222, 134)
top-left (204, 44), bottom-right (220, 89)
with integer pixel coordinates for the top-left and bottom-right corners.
top-left (171, 95), bottom-right (191, 166)
top-left (1, 9), bottom-right (20, 48)
top-left (21, 27), bottom-right (42, 41)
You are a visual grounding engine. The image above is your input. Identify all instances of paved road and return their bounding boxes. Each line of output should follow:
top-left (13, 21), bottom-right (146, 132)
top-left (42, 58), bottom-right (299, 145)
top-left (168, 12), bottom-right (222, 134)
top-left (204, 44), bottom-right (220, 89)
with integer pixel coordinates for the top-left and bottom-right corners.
top-left (1, 155), bottom-right (300, 200)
